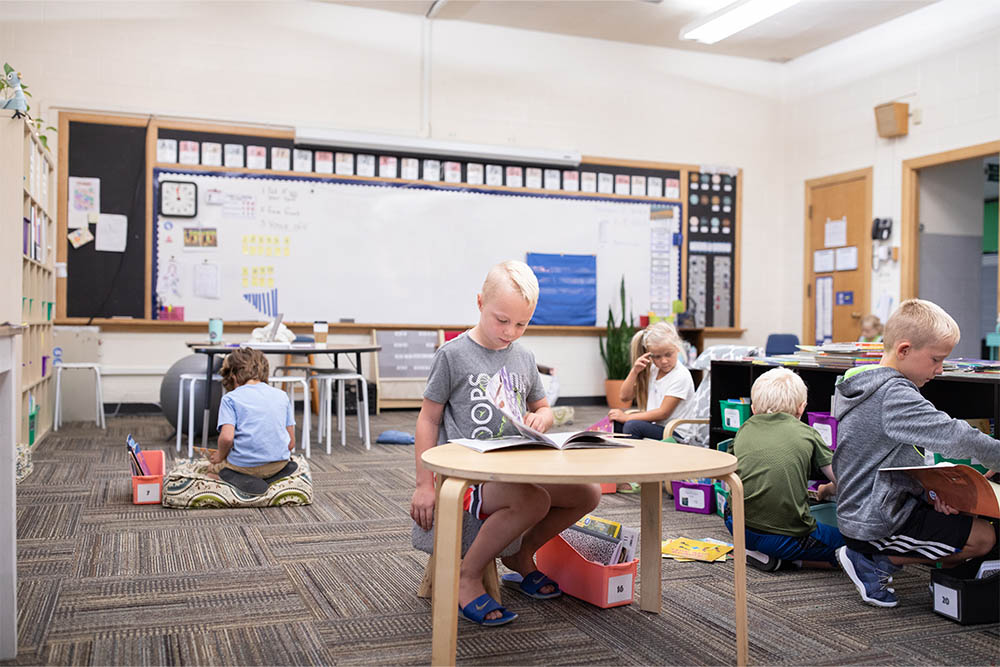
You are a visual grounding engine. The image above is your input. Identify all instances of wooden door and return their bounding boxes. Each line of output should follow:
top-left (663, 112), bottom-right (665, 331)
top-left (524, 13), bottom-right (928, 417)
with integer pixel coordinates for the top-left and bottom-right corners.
top-left (803, 169), bottom-right (872, 344)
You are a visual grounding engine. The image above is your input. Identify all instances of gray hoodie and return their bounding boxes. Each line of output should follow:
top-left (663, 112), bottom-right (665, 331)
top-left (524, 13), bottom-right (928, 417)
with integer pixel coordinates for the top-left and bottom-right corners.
top-left (833, 366), bottom-right (1000, 541)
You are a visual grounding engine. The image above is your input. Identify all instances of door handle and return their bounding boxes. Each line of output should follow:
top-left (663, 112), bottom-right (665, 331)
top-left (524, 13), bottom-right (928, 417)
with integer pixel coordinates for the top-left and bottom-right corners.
top-left (851, 312), bottom-right (861, 319)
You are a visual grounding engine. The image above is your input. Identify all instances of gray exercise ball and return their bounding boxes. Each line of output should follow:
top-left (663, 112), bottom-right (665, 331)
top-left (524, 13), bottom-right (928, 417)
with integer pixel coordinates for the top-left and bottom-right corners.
top-left (160, 354), bottom-right (224, 434)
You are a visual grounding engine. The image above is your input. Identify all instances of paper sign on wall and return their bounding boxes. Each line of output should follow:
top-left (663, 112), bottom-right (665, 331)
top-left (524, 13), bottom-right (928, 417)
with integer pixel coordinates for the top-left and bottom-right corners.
top-left (813, 249), bottom-right (835, 273)
top-left (68, 176), bottom-right (100, 229)
top-left (95, 214), bottom-right (127, 253)
top-left (835, 245), bottom-right (858, 271)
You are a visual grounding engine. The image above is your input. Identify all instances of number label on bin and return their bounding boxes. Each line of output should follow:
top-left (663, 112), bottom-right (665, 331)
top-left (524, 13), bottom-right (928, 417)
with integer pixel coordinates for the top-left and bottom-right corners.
top-left (724, 408), bottom-right (742, 429)
top-left (137, 482), bottom-right (161, 503)
top-left (606, 573), bottom-right (633, 605)
top-left (933, 583), bottom-right (960, 619)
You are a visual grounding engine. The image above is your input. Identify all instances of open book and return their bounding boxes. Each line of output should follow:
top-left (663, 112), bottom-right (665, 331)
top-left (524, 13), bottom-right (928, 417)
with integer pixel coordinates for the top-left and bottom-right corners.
top-left (451, 368), bottom-right (632, 453)
top-left (881, 463), bottom-right (1000, 519)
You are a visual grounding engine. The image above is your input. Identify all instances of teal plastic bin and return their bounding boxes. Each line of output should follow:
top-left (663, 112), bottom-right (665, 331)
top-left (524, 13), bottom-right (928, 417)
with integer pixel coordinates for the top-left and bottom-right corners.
top-left (809, 502), bottom-right (837, 527)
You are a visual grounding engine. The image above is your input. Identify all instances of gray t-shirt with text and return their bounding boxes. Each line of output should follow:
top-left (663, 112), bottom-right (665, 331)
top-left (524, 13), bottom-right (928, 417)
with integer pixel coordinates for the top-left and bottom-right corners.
top-left (423, 332), bottom-right (545, 443)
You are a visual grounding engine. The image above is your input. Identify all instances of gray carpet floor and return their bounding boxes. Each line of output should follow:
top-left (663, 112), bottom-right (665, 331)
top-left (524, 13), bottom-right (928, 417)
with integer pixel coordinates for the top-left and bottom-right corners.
top-left (6, 406), bottom-right (999, 665)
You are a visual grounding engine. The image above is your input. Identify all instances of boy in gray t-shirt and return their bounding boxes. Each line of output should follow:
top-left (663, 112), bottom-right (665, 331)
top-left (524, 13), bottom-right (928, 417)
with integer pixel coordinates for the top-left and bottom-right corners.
top-left (410, 261), bottom-right (601, 627)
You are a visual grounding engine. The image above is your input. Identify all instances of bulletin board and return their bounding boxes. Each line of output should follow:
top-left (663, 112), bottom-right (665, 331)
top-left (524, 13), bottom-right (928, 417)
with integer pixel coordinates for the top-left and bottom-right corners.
top-left (684, 170), bottom-right (740, 328)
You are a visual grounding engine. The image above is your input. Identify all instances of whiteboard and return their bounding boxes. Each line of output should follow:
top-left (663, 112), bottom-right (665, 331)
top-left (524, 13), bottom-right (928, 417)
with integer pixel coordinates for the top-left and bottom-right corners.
top-left (154, 170), bottom-right (655, 324)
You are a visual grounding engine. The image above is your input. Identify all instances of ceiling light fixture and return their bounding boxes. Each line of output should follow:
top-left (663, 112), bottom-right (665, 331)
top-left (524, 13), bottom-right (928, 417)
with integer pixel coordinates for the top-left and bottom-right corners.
top-left (680, 0), bottom-right (802, 45)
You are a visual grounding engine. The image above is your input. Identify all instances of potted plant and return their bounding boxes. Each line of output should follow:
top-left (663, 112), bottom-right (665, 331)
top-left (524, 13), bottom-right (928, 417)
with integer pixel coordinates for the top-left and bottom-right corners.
top-left (598, 277), bottom-right (636, 409)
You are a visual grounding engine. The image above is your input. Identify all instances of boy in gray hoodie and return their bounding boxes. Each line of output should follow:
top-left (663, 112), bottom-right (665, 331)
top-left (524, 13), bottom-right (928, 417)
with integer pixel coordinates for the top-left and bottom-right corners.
top-left (833, 299), bottom-right (1000, 608)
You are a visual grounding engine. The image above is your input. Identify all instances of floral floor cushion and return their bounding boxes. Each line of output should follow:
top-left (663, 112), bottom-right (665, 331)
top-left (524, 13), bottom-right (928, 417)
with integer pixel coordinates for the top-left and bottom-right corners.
top-left (162, 455), bottom-right (312, 508)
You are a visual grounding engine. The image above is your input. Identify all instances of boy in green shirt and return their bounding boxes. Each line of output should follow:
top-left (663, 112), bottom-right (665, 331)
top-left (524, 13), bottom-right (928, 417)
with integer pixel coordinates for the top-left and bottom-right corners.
top-left (725, 367), bottom-right (843, 571)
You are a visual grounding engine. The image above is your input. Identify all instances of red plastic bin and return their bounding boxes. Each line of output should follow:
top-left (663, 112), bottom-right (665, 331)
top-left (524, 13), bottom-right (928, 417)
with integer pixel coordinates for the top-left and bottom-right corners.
top-left (535, 534), bottom-right (637, 608)
top-left (131, 449), bottom-right (164, 505)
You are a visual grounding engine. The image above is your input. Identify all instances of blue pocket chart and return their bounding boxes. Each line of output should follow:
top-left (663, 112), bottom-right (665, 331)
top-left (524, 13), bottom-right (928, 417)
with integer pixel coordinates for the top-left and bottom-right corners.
top-left (527, 253), bottom-right (597, 326)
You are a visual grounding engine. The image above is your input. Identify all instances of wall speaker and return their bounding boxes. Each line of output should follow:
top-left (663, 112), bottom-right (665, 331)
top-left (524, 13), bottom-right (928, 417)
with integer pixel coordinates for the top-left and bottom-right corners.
top-left (874, 102), bottom-right (909, 138)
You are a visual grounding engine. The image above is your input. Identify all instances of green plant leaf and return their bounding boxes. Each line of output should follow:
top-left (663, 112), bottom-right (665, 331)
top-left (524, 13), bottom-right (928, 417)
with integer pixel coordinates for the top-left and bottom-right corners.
top-left (3, 63), bottom-right (12, 75)
top-left (38, 136), bottom-right (48, 149)
top-left (599, 275), bottom-right (636, 380)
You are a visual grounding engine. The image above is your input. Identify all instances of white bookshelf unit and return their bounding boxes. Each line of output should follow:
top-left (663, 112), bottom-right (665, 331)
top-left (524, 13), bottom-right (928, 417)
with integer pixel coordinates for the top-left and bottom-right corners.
top-left (2, 117), bottom-right (56, 449)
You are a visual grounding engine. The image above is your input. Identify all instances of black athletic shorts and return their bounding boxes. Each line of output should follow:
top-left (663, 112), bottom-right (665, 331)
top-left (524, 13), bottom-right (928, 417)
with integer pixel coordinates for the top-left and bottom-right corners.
top-left (844, 501), bottom-right (974, 560)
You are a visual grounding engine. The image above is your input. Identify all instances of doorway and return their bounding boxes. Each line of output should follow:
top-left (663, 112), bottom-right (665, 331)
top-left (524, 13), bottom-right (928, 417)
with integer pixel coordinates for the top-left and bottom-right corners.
top-left (901, 141), bottom-right (1000, 358)
top-left (803, 168), bottom-right (873, 344)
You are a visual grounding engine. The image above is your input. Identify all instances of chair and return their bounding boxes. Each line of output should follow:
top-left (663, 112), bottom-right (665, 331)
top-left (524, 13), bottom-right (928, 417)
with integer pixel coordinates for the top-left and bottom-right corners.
top-left (765, 334), bottom-right (800, 356)
top-left (314, 370), bottom-right (371, 452)
top-left (176, 373), bottom-right (223, 458)
top-left (268, 375), bottom-right (311, 458)
top-left (273, 335), bottom-right (320, 415)
top-left (54, 362), bottom-right (105, 431)
top-left (412, 490), bottom-right (521, 603)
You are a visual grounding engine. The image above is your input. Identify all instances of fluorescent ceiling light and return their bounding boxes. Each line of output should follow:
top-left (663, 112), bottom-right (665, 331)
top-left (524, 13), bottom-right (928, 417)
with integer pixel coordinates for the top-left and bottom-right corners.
top-left (295, 127), bottom-right (581, 167)
top-left (680, 0), bottom-right (802, 45)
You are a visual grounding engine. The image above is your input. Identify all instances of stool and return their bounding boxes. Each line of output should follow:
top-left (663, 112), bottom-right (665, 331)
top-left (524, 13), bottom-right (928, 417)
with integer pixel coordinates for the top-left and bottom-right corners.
top-left (176, 373), bottom-right (223, 458)
top-left (54, 362), bottom-right (105, 431)
top-left (269, 375), bottom-right (311, 458)
top-left (315, 370), bottom-right (371, 452)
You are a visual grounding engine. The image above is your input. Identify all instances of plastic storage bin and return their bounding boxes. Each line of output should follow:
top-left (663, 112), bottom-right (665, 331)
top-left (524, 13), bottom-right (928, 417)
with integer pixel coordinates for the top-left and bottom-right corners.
top-left (806, 412), bottom-right (838, 450)
top-left (132, 449), bottom-right (164, 505)
top-left (808, 502), bottom-right (837, 527)
top-left (600, 483), bottom-right (617, 494)
top-left (671, 480), bottom-right (715, 514)
top-left (714, 480), bottom-right (730, 518)
top-left (719, 400), bottom-right (750, 432)
top-left (28, 406), bottom-right (38, 446)
top-left (535, 534), bottom-right (637, 608)
top-left (930, 560), bottom-right (1000, 625)
top-left (931, 453), bottom-right (989, 475)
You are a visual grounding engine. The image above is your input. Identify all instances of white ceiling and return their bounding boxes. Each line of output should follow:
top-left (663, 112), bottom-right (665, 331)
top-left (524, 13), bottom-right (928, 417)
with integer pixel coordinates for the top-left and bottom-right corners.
top-left (329, 0), bottom-right (939, 62)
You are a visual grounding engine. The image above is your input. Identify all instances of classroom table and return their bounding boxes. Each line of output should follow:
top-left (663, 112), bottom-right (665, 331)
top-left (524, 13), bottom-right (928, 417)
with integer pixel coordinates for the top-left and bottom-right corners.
top-left (421, 439), bottom-right (747, 666)
top-left (186, 342), bottom-right (380, 448)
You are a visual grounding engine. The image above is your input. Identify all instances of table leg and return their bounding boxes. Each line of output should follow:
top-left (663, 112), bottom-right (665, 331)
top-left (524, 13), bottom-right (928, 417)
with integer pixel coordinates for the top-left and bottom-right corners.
top-left (431, 476), bottom-right (469, 667)
top-left (639, 481), bottom-right (663, 613)
top-left (201, 352), bottom-right (215, 448)
top-left (722, 472), bottom-right (748, 667)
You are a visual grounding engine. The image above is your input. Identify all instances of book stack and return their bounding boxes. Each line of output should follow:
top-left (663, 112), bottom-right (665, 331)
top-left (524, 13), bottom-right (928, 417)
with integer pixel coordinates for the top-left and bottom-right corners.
top-left (560, 514), bottom-right (637, 566)
top-left (787, 342), bottom-right (883, 369)
top-left (947, 358), bottom-right (1000, 374)
top-left (127, 434), bottom-right (150, 476)
top-left (661, 537), bottom-right (733, 562)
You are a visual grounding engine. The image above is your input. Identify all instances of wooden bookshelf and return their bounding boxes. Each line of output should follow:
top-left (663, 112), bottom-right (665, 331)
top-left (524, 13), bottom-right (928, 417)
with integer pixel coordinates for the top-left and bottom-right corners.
top-left (2, 118), bottom-right (56, 448)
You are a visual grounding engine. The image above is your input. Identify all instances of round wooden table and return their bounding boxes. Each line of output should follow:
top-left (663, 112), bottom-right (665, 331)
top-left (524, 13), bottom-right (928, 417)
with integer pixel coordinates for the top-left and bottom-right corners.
top-left (421, 439), bottom-right (747, 666)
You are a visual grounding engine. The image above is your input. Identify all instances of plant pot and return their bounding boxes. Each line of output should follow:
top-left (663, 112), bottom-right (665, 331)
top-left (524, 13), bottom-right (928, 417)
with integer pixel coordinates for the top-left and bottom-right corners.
top-left (604, 380), bottom-right (631, 410)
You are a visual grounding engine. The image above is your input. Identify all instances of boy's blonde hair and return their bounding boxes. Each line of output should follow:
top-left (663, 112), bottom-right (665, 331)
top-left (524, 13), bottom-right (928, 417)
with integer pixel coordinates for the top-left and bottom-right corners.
top-left (883, 299), bottom-right (960, 350)
top-left (859, 314), bottom-right (883, 335)
top-left (751, 367), bottom-right (807, 415)
top-left (482, 260), bottom-right (539, 306)
top-left (629, 322), bottom-right (684, 409)
top-left (220, 347), bottom-right (270, 391)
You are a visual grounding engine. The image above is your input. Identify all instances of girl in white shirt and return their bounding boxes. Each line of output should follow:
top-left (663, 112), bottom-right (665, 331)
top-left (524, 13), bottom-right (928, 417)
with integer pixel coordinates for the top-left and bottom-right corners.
top-left (608, 322), bottom-right (695, 441)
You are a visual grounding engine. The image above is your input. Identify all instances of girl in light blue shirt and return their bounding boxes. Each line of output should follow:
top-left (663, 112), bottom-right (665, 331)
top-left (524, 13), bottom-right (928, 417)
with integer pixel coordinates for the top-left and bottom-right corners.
top-left (213, 347), bottom-right (297, 494)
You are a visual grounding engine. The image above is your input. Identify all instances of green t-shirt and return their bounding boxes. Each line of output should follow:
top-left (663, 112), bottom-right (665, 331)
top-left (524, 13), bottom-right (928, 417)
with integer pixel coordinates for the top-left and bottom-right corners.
top-left (732, 412), bottom-right (833, 537)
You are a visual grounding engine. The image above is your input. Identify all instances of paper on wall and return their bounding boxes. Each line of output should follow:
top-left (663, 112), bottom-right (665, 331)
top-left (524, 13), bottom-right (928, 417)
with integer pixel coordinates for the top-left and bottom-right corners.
top-left (68, 176), bottom-right (100, 229)
top-left (813, 249), bottom-right (835, 273)
top-left (193, 262), bottom-right (221, 299)
top-left (834, 245), bottom-right (858, 271)
top-left (824, 217), bottom-right (847, 248)
top-left (95, 214), bottom-right (127, 252)
top-left (67, 226), bottom-right (94, 249)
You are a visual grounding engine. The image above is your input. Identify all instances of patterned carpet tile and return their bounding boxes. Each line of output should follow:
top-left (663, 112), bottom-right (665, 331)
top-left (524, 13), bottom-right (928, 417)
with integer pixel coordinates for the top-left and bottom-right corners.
top-left (14, 578), bottom-right (60, 656)
top-left (15, 539), bottom-right (76, 579)
top-left (283, 553), bottom-right (429, 619)
top-left (259, 520), bottom-right (411, 560)
top-left (15, 503), bottom-right (83, 540)
top-left (48, 568), bottom-right (313, 643)
top-left (71, 526), bottom-right (272, 578)
top-left (43, 621), bottom-right (329, 666)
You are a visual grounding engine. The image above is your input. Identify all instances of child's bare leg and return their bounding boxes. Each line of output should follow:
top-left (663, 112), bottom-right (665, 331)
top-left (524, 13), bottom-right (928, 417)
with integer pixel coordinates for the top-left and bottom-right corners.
top-left (459, 482), bottom-right (550, 619)
top-left (501, 483), bottom-right (602, 587)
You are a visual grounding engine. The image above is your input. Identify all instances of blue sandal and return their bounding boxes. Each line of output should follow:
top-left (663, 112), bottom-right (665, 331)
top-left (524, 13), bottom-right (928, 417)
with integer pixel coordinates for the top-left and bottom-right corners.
top-left (501, 570), bottom-right (562, 600)
top-left (458, 593), bottom-right (518, 626)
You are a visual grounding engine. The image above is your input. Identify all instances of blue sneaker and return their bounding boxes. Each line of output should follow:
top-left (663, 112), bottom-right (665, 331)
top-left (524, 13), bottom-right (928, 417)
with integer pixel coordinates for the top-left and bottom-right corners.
top-left (836, 546), bottom-right (900, 608)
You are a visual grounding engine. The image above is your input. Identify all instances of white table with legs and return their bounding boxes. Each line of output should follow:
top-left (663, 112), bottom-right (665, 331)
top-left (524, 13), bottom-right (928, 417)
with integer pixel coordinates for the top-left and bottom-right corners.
top-left (421, 439), bottom-right (748, 667)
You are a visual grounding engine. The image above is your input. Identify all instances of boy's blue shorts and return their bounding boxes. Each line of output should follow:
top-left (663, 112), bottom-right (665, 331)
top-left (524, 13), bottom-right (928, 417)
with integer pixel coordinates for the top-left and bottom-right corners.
top-left (725, 515), bottom-right (845, 564)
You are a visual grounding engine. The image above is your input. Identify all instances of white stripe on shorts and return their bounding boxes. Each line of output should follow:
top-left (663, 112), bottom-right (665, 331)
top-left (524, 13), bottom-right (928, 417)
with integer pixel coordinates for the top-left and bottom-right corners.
top-left (870, 534), bottom-right (956, 559)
